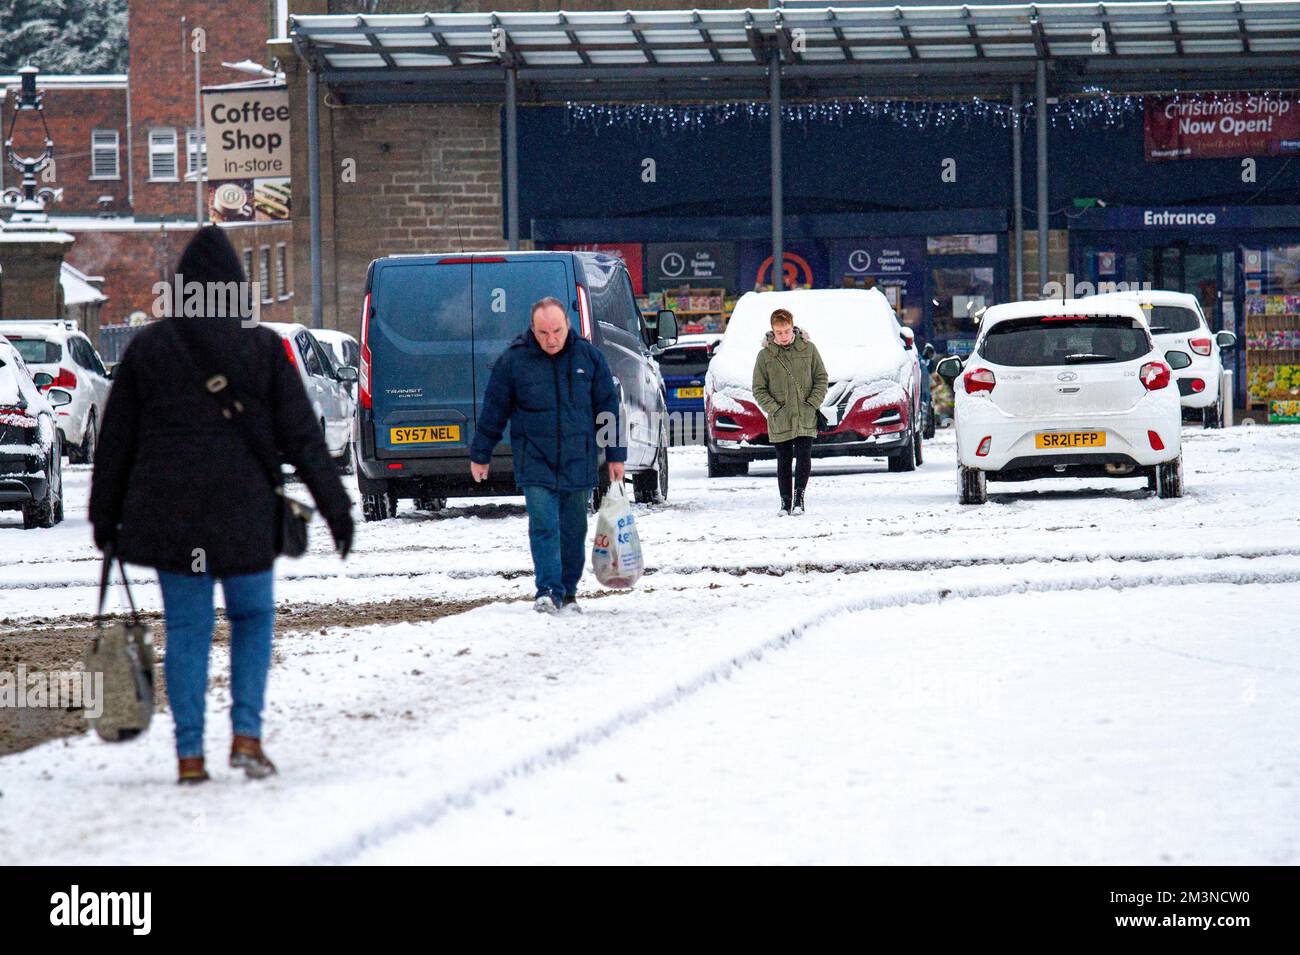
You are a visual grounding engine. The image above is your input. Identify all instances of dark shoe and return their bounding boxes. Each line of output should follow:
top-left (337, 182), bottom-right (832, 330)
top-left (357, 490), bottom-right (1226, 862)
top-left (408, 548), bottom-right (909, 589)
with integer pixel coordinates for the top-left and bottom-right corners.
top-left (177, 756), bottom-right (209, 785)
top-left (792, 489), bottom-right (805, 516)
top-left (534, 594), bottom-right (560, 614)
top-left (778, 496), bottom-right (792, 517)
top-left (230, 735), bottom-right (277, 779)
top-left (561, 595), bottom-right (583, 614)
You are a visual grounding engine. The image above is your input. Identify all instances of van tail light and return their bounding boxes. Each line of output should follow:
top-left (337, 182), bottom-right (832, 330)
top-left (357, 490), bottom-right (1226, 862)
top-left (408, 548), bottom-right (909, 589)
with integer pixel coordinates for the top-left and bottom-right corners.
top-left (1190, 378), bottom-right (1205, 393)
top-left (963, 367), bottom-right (996, 394)
top-left (1148, 430), bottom-right (1165, 451)
top-left (575, 283), bottom-right (592, 341)
top-left (976, 436), bottom-right (992, 457)
top-left (282, 338), bottom-right (298, 369)
top-left (1140, 361), bottom-right (1171, 390)
top-left (1189, 338), bottom-right (1212, 356)
top-left (359, 292), bottom-right (373, 410)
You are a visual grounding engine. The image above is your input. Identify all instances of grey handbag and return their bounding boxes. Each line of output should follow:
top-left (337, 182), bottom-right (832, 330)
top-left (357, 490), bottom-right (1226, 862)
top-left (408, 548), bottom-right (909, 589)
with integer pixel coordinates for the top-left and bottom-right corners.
top-left (83, 554), bottom-right (156, 742)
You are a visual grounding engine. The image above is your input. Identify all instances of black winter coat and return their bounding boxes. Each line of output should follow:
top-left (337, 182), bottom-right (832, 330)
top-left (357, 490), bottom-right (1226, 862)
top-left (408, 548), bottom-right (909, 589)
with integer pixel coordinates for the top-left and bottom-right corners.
top-left (89, 317), bottom-right (353, 577)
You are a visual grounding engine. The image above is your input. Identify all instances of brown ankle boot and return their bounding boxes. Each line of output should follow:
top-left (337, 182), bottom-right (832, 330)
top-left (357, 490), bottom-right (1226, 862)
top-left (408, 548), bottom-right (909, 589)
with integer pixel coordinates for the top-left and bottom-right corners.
top-left (177, 756), bottom-right (210, 785)
top-left (230, 735), bottom-right (277, 779)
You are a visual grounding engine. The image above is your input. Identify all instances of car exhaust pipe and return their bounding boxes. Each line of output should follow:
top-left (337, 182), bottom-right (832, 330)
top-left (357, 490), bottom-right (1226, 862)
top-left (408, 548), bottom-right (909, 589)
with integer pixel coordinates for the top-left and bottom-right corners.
top-left (1104, 462), bottom-right (1136, 475)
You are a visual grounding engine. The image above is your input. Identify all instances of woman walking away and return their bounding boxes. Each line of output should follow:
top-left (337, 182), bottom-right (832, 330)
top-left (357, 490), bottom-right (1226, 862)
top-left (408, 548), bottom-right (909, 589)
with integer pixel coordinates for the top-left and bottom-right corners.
top-left (752, 308), bottom-right (828, 516)
top-left (89, 225), bottom-right (354, 785)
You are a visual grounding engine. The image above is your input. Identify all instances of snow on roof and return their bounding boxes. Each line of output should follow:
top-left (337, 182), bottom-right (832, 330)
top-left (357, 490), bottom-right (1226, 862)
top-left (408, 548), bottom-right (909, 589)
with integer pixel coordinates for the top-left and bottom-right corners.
top-left (60, 263), bottom-right (107, 306)
top-left (1087, 289), bottom-right (1203, 311)
top-left (710, 288), bottom-right (904, 389)
top-left (0, 74), bottom-right (127, 90)
top-left (979, 297), bottom-right (1148, 332)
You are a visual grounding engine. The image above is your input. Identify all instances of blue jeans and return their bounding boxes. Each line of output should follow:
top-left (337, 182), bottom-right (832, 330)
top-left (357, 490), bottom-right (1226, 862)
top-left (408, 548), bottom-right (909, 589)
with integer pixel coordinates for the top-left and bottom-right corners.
top-left (522, 485), bottom-right (590, 603)
top-left (157, 569), bottom-right (275, 759)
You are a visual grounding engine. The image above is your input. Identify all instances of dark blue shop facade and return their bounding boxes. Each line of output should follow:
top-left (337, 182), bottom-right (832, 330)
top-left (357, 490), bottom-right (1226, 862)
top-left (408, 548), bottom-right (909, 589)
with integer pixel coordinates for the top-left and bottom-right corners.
top-left (512, 103), bottom-right (1300, 377)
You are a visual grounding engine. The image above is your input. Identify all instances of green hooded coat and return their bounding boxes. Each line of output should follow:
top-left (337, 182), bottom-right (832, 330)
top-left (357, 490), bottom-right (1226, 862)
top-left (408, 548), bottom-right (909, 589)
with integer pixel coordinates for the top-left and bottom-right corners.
top-left (751, 326), bottom-right (829, 443)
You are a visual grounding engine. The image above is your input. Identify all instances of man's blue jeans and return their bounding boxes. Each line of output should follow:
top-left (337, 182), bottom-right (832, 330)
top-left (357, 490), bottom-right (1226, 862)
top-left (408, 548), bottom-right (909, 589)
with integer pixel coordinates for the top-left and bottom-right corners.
top-left (157, 569), bottom-right (275, 759)
top-left (522, 485), bottom-right (590, 603)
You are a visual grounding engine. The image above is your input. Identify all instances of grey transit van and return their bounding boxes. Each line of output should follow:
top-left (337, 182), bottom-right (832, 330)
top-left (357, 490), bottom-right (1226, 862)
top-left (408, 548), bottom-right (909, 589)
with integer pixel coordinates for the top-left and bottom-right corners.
top-left (353, 250), bottom-right (677, 521)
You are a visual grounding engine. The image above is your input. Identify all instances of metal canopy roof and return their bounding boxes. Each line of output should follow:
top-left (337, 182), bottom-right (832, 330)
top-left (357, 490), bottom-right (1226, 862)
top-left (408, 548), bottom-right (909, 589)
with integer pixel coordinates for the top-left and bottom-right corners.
top-left (289, 2), bottom-right (1300, 102)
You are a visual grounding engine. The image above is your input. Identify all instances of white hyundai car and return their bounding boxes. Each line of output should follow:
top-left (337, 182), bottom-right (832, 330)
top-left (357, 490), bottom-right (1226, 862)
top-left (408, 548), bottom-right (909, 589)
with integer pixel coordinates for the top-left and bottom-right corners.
top-left (0, 319), bottom-right (111, 463)
top-left (1089, 289), bottom-right (1237, 428)
top-left (938, 298), bottom-right (1184, 504)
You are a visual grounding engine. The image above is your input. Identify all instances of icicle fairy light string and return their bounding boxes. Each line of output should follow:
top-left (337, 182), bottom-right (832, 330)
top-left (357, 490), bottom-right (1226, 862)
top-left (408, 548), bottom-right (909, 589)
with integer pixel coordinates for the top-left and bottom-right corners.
top-left (563, 90), bottom-right (1297, 135)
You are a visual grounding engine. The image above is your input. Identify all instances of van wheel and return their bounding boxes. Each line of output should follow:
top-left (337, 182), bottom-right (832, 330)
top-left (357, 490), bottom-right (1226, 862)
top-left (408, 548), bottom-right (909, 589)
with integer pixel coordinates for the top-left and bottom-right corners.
top-left (1156, 455), bottom-right (1184, 499)
top-left (958, 465), bottom-right (987, 505)
top-left (634, 424), bottom-right (669, 504)
top-left (361, 490), bottom-right (391, 522)
top-left (888, 428), bottom-right (917, 472)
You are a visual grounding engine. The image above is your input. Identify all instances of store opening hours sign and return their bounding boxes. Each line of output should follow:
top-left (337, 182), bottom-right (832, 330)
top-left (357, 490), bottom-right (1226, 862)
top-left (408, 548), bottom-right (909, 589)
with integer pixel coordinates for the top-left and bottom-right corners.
top-left (1145, 94), bottom-right (1300, 161)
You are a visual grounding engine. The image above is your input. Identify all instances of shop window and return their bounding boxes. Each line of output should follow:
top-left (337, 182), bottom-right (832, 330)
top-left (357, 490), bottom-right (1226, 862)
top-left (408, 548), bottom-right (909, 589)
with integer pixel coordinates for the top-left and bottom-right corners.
top-left (1242, 244), bottom-right (1300, 415)
top-left (927, 235), bottom-right (997, 256)
top-left (931, 266), bottom-right (995, 338)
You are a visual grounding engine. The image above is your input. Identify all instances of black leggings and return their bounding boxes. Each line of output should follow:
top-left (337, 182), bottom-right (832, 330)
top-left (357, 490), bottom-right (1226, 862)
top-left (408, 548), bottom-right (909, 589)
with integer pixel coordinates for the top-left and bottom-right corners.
top-left (774, 436), bottom-right (813, 501)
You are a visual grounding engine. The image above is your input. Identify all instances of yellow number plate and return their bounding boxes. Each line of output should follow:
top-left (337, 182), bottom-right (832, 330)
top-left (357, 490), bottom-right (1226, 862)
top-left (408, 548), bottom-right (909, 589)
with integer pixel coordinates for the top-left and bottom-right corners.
top-left (390, 425), bottom-right (461, 444)
top-left (1036, 431), bottom-right (1105, 449)
top-left (676, 386), bottom-right (704, 399)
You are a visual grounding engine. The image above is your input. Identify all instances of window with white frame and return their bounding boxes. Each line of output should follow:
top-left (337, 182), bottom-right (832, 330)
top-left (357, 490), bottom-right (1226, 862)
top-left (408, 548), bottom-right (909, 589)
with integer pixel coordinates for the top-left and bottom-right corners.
top-left (276, 243), bottom-right (290, 300)
top-left (148, 128), bottom-right (178, 181)
top-left (261, 247), bottom-right (273, 303)
top-left (91, 129), bottom-right (119, 179)
top-left (185, 127), bottom-right (207, 179)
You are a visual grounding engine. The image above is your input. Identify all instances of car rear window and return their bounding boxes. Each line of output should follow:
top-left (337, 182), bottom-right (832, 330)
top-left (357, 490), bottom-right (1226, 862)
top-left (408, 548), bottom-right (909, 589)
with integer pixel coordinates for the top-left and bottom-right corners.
top-left (1145, 304), bottom-right (1203, 334)
top-left (979, 316), bottom-right (1152, 366)
top-left (657, 345), bottom-right (712, 378)
top-left (4, 337), bottom-right (60, 364)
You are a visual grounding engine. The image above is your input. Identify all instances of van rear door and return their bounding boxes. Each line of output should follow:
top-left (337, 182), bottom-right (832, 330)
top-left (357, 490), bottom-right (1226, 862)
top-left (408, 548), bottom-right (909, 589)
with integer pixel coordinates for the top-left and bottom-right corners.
top-left (471, 254), bottom-right (575, 431)
top-left (369, 257), bottom-right (475, 456)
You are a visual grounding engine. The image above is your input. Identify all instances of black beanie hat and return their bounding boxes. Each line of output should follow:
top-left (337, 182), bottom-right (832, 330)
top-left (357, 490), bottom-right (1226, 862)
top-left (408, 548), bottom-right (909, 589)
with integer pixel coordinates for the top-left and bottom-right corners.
top-left (175, 224), bottom-right (246, 288)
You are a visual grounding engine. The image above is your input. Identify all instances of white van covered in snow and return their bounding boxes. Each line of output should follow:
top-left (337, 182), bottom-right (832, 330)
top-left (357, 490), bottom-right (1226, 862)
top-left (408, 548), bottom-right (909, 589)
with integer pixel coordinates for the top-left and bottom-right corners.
top-left (703, 288), bottom-right (923, 477)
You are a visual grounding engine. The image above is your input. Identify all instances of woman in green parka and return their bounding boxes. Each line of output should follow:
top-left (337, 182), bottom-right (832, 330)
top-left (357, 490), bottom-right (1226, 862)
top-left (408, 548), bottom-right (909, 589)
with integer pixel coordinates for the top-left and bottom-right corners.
top-left (751, 308), bottom-right (828, 515)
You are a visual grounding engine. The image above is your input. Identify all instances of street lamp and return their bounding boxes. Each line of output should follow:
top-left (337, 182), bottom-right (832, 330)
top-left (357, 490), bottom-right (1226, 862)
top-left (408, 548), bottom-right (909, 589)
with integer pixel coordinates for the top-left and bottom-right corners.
top-left (2, 66), bottom-right (63, 222)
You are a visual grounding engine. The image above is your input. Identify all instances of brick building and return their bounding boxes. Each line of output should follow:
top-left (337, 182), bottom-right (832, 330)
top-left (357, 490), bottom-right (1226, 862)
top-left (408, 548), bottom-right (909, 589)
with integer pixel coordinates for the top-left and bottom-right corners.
top-left (1, 0), bottom-right (296, 352)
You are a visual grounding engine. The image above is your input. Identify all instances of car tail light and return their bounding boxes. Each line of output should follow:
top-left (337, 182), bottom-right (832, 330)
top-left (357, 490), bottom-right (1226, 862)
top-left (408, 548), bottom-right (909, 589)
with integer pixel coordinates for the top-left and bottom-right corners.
top-left (387, 462), bottom-right (403, 470)
top-left (1190, 378), bottom-right (1205, 393)
top-left (282, 338), bottom-right (297, 369)
top-left (963, 367), bottom-right (996, 394)
top-left (1139, 361), bottom-right (1171, 390)
top-left (575, 283), bottom-right (592, 341)
top-left (1189, 338), bottom-right (1212, 356)
top-left (1148, 430), bottom-right (1165, 451)
top-left (359, 292), bottom-right (373, 410)
top-left (976, 436), bottom-right (992, 457)
top-left (39, 367), bottom-right (77, 392)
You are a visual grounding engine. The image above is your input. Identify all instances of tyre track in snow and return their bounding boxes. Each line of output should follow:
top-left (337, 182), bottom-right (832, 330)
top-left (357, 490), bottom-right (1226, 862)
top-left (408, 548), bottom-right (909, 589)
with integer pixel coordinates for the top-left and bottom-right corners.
top-left (6, 540), bottom-right (1300, 598)
top-left (309, 557), bottom-right (1300, 864)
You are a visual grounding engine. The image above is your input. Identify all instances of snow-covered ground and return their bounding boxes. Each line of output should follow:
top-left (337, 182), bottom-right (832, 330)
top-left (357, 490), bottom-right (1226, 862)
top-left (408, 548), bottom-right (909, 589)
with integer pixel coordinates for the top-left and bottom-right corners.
top-left (1, 425), bottom-right (1298, 864)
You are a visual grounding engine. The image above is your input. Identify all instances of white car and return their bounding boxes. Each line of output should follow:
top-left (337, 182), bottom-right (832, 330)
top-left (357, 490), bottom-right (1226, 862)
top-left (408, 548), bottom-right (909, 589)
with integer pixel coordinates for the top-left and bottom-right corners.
top-left (937, 298), bottom-right (1184, 504)
top-left (0, 319), bottom-right (111, 463)
top-left (260, 322), bottom-right (357, 471)
top-left (312, 328), bottom-right (360, 374)
top-left (0, 337), bottom-right (64, 527)
top-left (704, 288), bottom-right (923, 476)
top-left (1089, 289), bottom-right (1237, 428)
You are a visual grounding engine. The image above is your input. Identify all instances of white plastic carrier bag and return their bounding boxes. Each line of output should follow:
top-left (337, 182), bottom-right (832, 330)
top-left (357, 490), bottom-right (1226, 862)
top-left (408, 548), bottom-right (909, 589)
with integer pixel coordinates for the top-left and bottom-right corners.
top-left (590, 481), bottom-right (643, 588)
